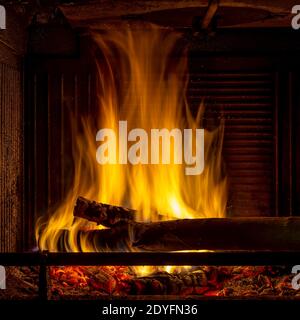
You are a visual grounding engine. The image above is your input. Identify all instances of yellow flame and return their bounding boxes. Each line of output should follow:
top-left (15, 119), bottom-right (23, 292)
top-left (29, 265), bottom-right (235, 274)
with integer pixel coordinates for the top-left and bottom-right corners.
top-left (36, 24), bottom-right (227, 259)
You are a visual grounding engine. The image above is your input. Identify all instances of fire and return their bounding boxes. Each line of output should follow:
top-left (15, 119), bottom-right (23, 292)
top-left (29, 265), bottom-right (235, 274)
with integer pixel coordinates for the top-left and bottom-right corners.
top-left (36, 24), bottom-right (227, 255)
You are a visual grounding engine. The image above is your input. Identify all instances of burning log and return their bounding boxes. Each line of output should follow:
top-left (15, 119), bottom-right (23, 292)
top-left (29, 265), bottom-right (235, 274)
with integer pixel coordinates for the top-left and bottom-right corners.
top-left (73, 197), bottom-right (300, 251)
top-left (129, 218), bottom-right (300, 251)
top-left (74, 196), bottom-right (135, 228)
top-left (76, 218), bottom-right (300, 252)
top-left (57, 225), bottom-right (132, 252)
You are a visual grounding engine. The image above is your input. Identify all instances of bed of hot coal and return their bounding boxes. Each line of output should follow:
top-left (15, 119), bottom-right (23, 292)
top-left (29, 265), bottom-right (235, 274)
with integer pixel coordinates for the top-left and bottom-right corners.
top-left (48, 266), bottom-right (299, 299)
top-left (1, 265), bottom-right (299, 299)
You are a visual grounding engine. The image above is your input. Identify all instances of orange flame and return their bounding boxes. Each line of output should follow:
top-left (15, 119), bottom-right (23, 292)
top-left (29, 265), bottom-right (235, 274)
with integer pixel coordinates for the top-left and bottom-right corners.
top-left (36, 24), bottom-right (227, 254)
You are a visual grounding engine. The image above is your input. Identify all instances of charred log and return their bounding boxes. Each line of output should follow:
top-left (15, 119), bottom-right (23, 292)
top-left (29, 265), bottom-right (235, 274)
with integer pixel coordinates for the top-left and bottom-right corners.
top-left (129, 218), bottom-right (300, 251)
top-left (72, 197), bottom-right (300, 251)
top-left (70, 216), bottom-right (300, 251)
top-left (74, 196), bottom-right (135, 228)
top-left (125, 270), bottom-right (208, 295)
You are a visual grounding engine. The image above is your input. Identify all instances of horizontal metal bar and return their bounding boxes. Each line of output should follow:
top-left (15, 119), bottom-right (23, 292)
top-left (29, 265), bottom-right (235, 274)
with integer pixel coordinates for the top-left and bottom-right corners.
top-left (0, 253), bottom-right (41, 266)
top-left (1, 251), bottom-right (300, 266)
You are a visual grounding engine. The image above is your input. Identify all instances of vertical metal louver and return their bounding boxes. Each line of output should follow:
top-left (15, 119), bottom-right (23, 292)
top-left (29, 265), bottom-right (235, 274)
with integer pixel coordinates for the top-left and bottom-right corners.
top-left (188, 72), bottom-right (275, 216)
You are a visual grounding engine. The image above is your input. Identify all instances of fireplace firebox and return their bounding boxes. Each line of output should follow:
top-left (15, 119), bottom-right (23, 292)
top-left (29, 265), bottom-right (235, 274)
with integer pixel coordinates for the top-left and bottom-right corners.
top-left (0, 0), bottom-right (300, 302)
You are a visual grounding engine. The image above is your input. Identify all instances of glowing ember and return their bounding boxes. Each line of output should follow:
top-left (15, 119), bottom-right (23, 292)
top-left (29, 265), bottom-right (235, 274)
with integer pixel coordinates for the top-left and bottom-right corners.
top-left (50, 266), bottom-right (134, 296)
top-left (1, 266), bottom-right (298, 299)
top-left (47, 266), bottom-right (298, 298)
